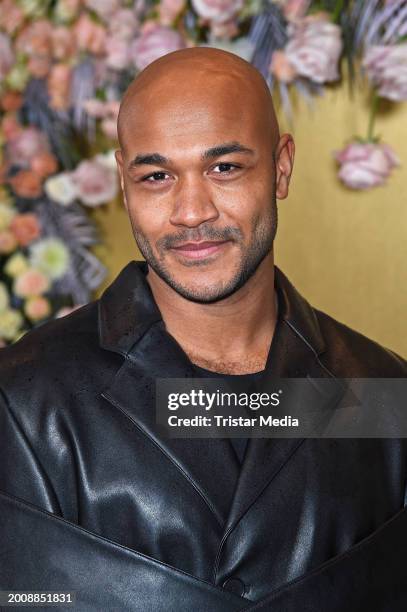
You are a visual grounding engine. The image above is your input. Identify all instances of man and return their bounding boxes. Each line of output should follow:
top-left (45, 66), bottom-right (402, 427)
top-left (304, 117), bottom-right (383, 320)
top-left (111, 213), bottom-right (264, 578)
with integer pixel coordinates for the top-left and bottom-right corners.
top-left (0, 48), bottom-right (406, 611)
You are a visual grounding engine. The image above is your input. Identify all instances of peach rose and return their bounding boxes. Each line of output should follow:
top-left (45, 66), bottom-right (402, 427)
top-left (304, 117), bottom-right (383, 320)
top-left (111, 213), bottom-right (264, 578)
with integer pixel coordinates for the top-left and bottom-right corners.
top-left (10, 213), bottom-right (41, 246)
top-left (269, 49), bottom-right (297, 82)
top-left (30, 152), bottom-right (58, 178)
top-left (0, 91), bottom-right (23, 112)
top-left (14, 268), bottom-right (51, 298)
top-left (24, 296), bottom-right (51, 322)
top-left (8, 171), bottom-right (43, 199)
top-left (0, 230), bottom-right (18, 254)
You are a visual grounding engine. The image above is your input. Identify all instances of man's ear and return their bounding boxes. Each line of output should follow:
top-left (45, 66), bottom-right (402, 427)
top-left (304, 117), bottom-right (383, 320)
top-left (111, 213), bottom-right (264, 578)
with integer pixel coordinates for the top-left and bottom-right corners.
top-left (115, 149), bottom-right (129, 212)
top-left (275, 134), bottom-right (295, 200)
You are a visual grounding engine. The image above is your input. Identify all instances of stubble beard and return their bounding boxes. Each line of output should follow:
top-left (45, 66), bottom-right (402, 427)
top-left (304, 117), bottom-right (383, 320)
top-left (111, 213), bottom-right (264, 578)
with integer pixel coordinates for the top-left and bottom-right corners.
top-left (131, 199), bottom-right (278, 304)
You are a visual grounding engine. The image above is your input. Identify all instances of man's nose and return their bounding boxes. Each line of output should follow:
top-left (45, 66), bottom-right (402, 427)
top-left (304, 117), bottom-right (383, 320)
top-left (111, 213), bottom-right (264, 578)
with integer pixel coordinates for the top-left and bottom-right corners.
top-left (169, 174), bottom-right (219, 227)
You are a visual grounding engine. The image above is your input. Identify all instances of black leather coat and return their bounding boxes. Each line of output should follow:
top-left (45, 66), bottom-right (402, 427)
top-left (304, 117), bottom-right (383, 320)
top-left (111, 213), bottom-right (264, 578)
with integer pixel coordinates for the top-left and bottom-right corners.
top-left (0, 261), bottom-right (406, 611)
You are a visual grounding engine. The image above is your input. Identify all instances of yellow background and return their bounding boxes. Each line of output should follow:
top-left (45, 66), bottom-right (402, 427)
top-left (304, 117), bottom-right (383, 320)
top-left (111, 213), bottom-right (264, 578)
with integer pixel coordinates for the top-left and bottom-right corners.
top-left (91, 82), bottom-right (407, 357)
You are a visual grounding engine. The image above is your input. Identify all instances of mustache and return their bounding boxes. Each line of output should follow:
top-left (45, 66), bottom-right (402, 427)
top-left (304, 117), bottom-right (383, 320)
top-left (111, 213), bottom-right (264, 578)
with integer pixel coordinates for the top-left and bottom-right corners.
top-left (157, 226), bottom-right (243, 250)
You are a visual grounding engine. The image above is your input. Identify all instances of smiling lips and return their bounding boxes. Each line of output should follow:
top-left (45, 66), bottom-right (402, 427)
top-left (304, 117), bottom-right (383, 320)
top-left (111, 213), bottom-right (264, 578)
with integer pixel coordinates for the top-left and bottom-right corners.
top-left (171, 240), bottom-right (230, 259)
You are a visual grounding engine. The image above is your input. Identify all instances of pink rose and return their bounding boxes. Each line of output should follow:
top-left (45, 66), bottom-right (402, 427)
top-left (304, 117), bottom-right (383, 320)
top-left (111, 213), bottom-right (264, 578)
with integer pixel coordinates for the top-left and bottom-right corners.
top-left (105, 37), bottom-right (131, 71)
top-left (74, 14), bottom-right (106, 55)
top-left (109, 9), bottom-right (139, 41)
top-left (284, 14), bottom-right (342, 83)
top-left (130, 25), bottom-right (186, 70)
top-left (71, 159), bottom-right (118, 206)
top-left (14, 268), bottom-right (51, 298)
top-left (0, 33), bottom-right (14, 82)
top-left (335, 142), bottom-right (400, 190)
top-left (363, 44), bottom-right (407, 102)
top-left (158, 0), bottom-right (186, 26)
top-left (0, 0), bottom-right (25, 35)
top-left (24, 296), bottom-right (51, 322)
top-left (6, 126), bottom-right (50, 168)
top-left (191, 0), bottom-right (243, 23)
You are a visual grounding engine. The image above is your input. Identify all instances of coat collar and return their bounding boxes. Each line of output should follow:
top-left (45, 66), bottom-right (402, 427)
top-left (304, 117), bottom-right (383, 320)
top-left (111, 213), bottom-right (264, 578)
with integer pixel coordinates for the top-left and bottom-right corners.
top-left (98, 259), bottom-right (326, 363)
top-left (98, 260), bottom-right (340, 533)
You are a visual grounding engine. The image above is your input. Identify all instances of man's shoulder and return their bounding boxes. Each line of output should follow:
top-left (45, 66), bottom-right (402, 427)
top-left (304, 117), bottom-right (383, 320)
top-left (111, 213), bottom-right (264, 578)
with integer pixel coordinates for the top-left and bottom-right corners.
top-left (314, 307), bottom-right (406, 377)
top-left (0, 299), bottom-right (109, 394)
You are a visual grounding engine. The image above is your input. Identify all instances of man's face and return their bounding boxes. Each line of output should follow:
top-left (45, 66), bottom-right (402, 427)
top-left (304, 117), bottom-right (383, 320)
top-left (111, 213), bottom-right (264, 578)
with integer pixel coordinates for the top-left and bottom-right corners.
top-left (116, 70), bottom-right (293, 303)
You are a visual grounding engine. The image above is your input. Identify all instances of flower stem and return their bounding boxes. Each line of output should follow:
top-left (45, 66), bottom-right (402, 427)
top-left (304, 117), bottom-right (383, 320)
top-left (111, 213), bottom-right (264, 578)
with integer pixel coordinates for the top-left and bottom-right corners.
top-left (332, 0), bottom-right (344, 23)
top-left (367, 91), bottom-right (380, 142)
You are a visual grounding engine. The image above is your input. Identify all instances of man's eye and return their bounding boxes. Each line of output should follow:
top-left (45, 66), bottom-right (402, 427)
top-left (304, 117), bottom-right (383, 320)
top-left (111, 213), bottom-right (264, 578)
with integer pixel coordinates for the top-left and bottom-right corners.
top-left (142, 172), bottom-right (169, 182)
top-left (212, 163), bottom-right (240, 174)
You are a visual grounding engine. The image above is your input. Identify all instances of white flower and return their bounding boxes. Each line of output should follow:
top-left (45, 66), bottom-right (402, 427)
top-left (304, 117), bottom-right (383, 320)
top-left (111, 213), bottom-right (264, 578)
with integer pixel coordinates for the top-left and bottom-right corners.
top-left (29, 238), bottom-right (70, 280)
top-left (0, 203), bottom-right (16, 231)
top-left (4, 252), bottom-right (29, 278)
top-left (0, 308), bottom-right (23, 341)
top-left (45, 172), bottom-right (78, 206)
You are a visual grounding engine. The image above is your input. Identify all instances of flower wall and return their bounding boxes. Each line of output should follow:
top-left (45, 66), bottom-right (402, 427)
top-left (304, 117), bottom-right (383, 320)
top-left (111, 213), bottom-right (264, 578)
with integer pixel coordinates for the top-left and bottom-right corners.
top-left (0, 0), bottom-right (406, 345)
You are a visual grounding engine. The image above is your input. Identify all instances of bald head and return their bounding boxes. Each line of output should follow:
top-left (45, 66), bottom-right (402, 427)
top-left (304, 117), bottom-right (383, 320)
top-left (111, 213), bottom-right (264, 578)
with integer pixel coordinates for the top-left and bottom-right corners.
top-left (117, 47), bottom-right (279, 154)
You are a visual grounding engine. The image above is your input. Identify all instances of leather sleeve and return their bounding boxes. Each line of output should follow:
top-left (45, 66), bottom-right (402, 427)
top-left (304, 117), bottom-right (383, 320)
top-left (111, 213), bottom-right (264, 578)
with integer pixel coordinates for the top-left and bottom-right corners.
top-left (0, 387), bottom-right (61, 515)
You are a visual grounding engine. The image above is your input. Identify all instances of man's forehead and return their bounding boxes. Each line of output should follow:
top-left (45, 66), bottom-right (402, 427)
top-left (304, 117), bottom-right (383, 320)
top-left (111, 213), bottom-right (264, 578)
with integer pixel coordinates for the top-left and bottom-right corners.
top-left (117, 50), bottom-right (278, 154)
top-left (119, 81), bottom-right (272, 156)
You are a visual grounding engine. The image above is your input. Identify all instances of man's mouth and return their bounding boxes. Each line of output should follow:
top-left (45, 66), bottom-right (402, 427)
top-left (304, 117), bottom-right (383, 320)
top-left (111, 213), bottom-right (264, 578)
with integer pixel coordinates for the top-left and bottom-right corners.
top-left (170, 240), bottom-right (230, 259)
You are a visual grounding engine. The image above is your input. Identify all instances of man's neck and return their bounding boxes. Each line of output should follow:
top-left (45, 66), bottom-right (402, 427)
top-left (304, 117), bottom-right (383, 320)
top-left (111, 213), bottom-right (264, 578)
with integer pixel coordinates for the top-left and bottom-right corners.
top-left (145, 255), bottom-right (278, 375)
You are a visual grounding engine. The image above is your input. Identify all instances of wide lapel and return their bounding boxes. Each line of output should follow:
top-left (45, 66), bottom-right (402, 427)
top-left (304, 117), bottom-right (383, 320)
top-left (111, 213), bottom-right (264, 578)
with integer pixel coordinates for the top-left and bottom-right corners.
top-left (223, 266), bottom-right (346, 534)
top-left (98, 261), bottom-right (239, 527)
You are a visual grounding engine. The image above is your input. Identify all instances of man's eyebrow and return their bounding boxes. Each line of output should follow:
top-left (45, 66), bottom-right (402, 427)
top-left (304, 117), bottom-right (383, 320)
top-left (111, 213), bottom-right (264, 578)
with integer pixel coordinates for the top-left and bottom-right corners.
top-left (127, 142), bottom-right (255, 170)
